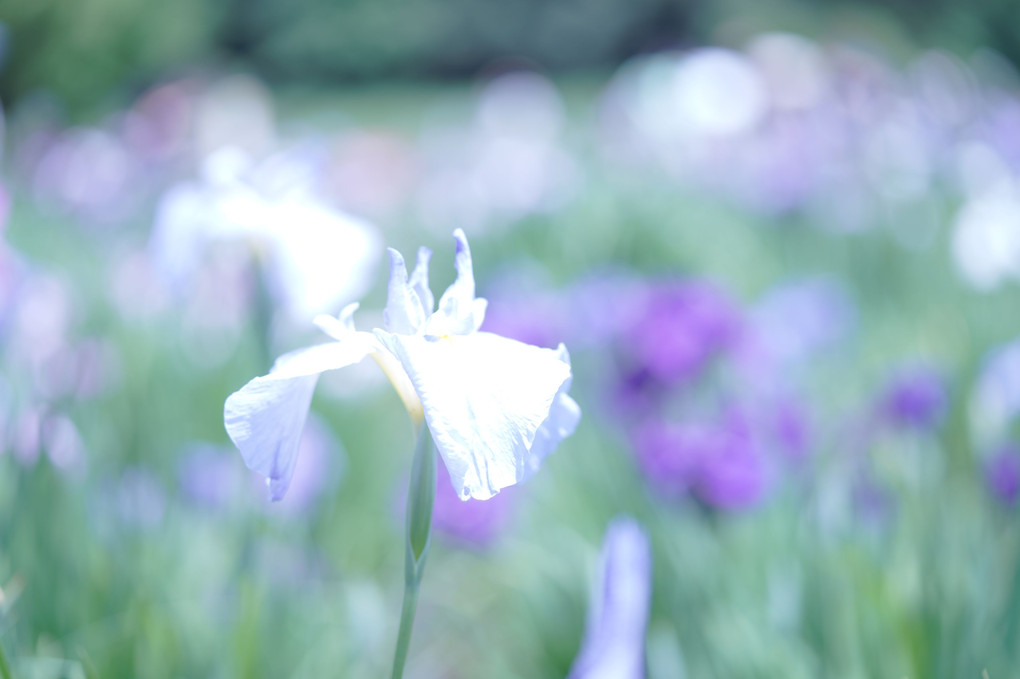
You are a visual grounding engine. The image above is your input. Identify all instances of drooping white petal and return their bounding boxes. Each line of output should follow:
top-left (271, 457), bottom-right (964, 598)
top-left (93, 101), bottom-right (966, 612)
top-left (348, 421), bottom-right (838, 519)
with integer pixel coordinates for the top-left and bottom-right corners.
top-left (428, 229), bottom-right (487, 336)
top-left (224, 339), bottom-right (373, 500)
top-left (384, 248), bottom-right (427, 334)
top-left (527, 345), bottom-right (582, 476)
top-left (375, 330), bottom-right (572, 500)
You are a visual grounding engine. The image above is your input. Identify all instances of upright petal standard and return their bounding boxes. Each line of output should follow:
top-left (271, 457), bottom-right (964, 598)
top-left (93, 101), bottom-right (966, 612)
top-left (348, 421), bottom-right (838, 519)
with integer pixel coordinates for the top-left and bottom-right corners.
top-left (569, 517), bottom-right (653, 679)
top-left (224, 229), bottom-right (581, 501)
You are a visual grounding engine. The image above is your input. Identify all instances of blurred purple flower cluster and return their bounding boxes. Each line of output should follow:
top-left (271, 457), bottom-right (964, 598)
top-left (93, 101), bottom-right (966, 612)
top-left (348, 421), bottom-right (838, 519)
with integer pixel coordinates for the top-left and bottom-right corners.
top-left (481, 272), bottom-right (855, 514)
top-left (613, 274), bottom-right (863, 511)
top-left (879, 365), bottom-right (949, 430)
top-left (0, 248), bottom-right (115, 478)
top-left (598, 36), bottom-right (1020, 289)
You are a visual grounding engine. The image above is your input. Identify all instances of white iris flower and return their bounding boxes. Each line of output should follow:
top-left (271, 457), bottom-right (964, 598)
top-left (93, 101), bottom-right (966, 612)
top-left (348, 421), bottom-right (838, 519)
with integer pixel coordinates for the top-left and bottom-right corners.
top-left (224, 230), bottom-right (580, 501)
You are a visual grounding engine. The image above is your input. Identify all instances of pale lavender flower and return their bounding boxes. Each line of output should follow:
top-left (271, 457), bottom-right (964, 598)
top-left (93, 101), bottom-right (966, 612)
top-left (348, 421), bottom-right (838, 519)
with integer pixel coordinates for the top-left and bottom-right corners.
top-left (41, 414), bottom-right (86, 476)
top-left (693, 412), bottom-right (768, 511)
top-left (225, 230), bottom-right (580, 501)
top-left (624, 280), bottom-right (740, 385)
top-left (11, 406), bottom-right (42, 466)
top-left (880, 365), bottom-right (948, 430)
top-left (697, 424), bottom-right (767, 507)
top-left (35, 337), bottom-right (121, 401)
top-left (978, 100), bottom-right (1020, 174)
top-left (8, 273), bottom-right (72, 370)
top-left (985, 445), bottom-right (1020, 506)
top-left (741, 277), bottom-right (854, 380)
top-left (764, 398), bottom-right (813, 465)
top-left (971, 337), bottom-right (1020, 445)
top-left (565, 271), bottom-right (646, 348)
top-left (31, 126), bottom-right (141, 223)
top-left (569, 517), bottom-right (652, 679)
top-left (633, 411), bottom-right (768, 511)
top-left (631, 420), bottom-right (706, 496)
top-left (122, 79), bottom-right (196, 164)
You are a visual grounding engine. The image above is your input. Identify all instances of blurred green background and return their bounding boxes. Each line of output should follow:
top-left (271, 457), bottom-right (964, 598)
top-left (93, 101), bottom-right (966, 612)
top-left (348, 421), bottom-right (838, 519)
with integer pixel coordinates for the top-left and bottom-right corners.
top-left (4, 0), bottom-right (1020, 115)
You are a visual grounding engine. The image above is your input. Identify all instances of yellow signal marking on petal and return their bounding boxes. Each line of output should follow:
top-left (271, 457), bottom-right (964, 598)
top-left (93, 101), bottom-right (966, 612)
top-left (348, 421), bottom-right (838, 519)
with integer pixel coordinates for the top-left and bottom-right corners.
top-left (370, 350), bottom-right (424, 426)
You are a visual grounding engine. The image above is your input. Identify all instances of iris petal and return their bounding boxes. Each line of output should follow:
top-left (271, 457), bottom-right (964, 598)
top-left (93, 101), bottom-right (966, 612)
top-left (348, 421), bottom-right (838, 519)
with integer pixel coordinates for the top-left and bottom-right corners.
top-left (375, 330), bottom-right (572, 500)
top-left (528, 345), bottom-right (581, 476)
top-left (384, 248), bottom-right (426, 334)
top-left (313, 302), bottom-right (361, 340)
top-left (409, 246), bottom-right (435, 317)
top-left (569, 518), bottom-right (652, 679)
top-left (429, 229), bottom-right (486, 336)
top-left (224, 339), bottom-right (373, 500)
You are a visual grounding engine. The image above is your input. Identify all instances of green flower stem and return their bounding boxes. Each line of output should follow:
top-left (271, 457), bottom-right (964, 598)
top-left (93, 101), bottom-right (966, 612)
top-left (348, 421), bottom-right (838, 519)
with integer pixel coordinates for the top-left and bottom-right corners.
top-left (390, 426), bottom-right (436, 679)
top-left (0, 636), bottom-right (14, 679)
top-left (390, 580), bottom-right (420, 679)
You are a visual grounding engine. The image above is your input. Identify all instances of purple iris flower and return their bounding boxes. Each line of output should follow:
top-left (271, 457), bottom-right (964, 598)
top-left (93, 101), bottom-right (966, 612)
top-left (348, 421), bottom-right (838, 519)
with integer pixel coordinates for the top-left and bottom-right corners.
top-left (767, 399), bottom-right (812, 464)
top-left (880, 365), bottom-right (948, 430)
top-left (985, 445), bottom-right (1020, 506)
top-left (625, 281), bottom-right (740, 385)
top-left (633, 412), bottom-right (768, 511)
top-left (693, 412), bottom-right (767, 511)
top-left (742, 277), bottom-right (855, 381)
top-left (632, 419), bottom-right (709, 496)
top-left (569, 517), bottom-right (652, 679)
top-left (612, 368), bottom-right (663, 418)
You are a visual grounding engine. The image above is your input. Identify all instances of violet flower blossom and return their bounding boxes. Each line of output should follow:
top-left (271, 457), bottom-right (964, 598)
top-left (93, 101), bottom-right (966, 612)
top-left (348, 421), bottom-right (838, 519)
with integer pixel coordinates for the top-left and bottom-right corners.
top-left (225, 230), bottom-right (580, 501)
top-left (624, 280), bottom-right (740, 386)
top-left (879, 365), bottom-right (948, 430)
top-left (985, 445), bottom-right (1020, 507)
top-left (632, 411), bottom-right (768, 511)
top-left (569, 517), bottom-right (652, 679)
